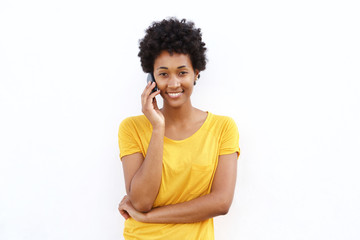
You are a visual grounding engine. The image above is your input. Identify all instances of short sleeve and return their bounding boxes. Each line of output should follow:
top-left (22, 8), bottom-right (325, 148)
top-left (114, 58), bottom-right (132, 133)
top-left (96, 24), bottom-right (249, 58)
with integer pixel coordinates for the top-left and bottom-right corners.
top-left (118, 117), bottom-right (142, 160)
top-left (219, 117), bottom-right (240, 159)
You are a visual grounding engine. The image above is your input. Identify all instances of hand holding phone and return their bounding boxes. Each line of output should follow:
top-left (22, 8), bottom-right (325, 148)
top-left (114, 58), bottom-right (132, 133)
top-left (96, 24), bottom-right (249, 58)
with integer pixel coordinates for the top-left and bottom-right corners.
top-left (142, 73), bottom-right (164, 128)
top-left (147, 73), bottom-right (158, 93)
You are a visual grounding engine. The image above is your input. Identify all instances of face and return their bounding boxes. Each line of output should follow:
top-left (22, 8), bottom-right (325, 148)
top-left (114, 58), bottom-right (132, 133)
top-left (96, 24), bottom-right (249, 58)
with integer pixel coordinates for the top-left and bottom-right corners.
top-left (153, 50), bottom-right (199, 109)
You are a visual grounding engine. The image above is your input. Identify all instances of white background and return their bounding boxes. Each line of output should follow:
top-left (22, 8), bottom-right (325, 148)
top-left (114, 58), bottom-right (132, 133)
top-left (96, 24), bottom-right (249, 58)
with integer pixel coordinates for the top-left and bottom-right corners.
top-left (1, 0), bottom-right (359, 239)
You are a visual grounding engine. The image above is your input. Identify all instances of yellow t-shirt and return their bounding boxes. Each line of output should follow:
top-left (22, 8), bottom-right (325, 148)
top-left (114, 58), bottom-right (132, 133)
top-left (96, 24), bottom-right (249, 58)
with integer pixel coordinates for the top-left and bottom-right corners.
top-left (118, 111), bottom-right (240, 240)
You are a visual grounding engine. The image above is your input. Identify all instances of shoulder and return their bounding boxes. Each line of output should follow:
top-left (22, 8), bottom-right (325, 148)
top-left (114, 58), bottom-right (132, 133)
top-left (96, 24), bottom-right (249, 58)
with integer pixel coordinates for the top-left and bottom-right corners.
top-left (118, 115), bottom-right (150, 133)
top-left (208, 112), bottom-right (237, 128)
top-left (120, 115), bottom-right (148, 126)
top-left (203, 112), bottom-right (239, 139)
top-left (209, 113), bottom-right (240, 155)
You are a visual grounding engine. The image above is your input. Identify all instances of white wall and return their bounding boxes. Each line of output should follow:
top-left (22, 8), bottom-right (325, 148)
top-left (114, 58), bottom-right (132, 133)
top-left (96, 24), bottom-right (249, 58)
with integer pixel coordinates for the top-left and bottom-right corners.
top-left (1, 0), bottom-right (359, 239)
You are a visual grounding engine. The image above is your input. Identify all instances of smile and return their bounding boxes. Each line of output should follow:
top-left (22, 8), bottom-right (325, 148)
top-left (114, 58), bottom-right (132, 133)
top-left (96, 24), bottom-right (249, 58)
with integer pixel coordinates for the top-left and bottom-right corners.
top-left (167, 91), bottom-right (183, 98)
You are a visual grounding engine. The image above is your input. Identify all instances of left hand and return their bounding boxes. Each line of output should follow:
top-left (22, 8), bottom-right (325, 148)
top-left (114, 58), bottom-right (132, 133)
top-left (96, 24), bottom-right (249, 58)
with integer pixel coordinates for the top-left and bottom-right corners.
top-left (118, 195), bottom-right (147, 222)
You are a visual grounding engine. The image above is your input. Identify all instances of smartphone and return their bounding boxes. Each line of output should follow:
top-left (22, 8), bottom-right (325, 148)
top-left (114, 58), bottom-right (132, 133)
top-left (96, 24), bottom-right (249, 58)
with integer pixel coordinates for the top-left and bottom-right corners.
top-left (147, 73), bottom-right (158, 93)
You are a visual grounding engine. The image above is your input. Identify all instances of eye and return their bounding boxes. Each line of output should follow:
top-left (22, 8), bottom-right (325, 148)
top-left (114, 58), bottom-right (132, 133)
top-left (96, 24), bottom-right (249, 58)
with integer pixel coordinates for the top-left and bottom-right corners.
top-left (179, 71), bottom-right (188, 76)
top-left (158, 72), bottom-right (168, 77)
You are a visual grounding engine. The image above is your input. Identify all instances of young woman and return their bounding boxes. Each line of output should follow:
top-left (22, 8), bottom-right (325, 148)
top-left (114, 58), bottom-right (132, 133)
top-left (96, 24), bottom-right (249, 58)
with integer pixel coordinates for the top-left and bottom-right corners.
top-left (118, 18), bottom-right (240, 240)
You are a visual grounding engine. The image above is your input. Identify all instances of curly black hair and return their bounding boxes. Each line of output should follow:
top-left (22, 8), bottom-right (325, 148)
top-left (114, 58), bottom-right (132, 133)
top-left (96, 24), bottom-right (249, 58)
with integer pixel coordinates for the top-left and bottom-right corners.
top-left (138, 18), bottom-right (207, 73)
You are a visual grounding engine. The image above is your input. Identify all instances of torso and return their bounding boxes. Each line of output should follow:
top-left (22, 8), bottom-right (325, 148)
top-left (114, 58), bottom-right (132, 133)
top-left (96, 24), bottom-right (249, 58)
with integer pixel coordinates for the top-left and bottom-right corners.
top-left (120, 111), bottom-right (239, 239)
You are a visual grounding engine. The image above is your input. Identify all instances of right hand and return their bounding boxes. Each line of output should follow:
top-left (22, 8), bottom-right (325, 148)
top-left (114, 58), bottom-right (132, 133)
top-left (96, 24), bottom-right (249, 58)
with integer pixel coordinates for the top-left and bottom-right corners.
top-left (141, 81), bottom-right (165, 128)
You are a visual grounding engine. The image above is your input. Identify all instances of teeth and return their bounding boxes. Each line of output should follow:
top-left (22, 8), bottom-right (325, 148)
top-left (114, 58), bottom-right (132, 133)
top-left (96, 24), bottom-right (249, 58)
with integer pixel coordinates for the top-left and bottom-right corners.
top-left (168, 92), bottom-right (182, 97)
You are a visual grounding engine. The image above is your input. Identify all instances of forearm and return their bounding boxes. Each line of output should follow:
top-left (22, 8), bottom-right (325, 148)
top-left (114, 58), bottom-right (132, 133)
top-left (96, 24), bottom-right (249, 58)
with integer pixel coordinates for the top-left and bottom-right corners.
top-left (119, 154), bottom-right (238, 223)
top-left (143, 192), bottom-right (232, 223)
top-left (129, 127), bottom-right (164, 211)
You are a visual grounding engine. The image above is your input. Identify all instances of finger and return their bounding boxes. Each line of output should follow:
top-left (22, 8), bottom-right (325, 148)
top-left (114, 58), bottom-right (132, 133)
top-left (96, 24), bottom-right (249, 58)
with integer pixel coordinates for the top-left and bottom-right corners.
top-left (118, 200), bottom-right (126, 210)
top-left (120, 210), bottom-right (130, 220)
top-left (118, 196), bottom-right (129, 209)
top-left (143, 89), bottom-right (160, 111)
top-left (120, 210), bottom-right (129, 219)
top-left (152, 96), bottom-right (159, 110)
top-left (118, 203), bottom-right (130, 218)
top-left (142, 82), bottom-right (156, 99)
top-left (147, 89), bottom-right (161, 102)
top-left (142, 90), bottom-right (157, 110)
top-left (141, 82), bottom-right (153, 106)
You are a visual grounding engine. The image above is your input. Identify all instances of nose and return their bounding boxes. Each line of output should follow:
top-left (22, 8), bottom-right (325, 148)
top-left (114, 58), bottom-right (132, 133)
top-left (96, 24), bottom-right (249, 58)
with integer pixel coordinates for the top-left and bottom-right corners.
top-left (167, 75), bottom-right (181, 88)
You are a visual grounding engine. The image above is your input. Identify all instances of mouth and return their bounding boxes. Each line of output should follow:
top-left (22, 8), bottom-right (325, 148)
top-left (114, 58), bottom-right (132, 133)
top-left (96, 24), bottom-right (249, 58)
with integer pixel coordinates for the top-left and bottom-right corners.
top-left (167, 91), bottom-right (184, 98)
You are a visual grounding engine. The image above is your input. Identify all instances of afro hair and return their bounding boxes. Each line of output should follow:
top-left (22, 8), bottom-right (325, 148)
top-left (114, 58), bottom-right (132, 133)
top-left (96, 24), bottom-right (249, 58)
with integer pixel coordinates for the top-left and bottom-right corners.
top-left (138, 18), bottom-right (207, 73)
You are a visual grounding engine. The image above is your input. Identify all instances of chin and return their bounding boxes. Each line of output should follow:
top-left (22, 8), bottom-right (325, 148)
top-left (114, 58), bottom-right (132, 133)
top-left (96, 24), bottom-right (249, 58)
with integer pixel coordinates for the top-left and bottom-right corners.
top-left (164, 99), bottom-right (190, 109)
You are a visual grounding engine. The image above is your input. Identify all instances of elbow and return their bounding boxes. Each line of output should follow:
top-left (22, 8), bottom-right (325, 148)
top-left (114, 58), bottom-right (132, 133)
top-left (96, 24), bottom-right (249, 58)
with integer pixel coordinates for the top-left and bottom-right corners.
top-left (131, 199), bottom-right (153, 213)
top-left (134, 204), bottom-right (152, 213)
top-left (128, 190), bottom-right (155, 212)
top-left (218, 203), bottom-right (231, 216)
top-left (216, 197), bottom-right (232, 216)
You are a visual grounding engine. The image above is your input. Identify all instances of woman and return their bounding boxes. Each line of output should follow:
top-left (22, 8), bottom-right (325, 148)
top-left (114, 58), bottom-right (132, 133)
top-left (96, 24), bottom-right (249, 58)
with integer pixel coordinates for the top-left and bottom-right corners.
top-left (118, 18), bottom-right (240, 240)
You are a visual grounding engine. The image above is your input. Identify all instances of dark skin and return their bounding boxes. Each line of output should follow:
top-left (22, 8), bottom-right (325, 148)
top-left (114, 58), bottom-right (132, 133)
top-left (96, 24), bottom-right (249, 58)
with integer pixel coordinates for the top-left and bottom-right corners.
top-left (118, 51), bottom-right (238, 223)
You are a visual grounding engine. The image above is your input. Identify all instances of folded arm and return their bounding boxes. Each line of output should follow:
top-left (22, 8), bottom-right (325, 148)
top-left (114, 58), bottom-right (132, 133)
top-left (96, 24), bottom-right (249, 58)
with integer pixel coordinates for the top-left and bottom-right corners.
top-left (121, 126), bottom-right (164, 212)
top-left (119, 152), bottom-right (238, 223)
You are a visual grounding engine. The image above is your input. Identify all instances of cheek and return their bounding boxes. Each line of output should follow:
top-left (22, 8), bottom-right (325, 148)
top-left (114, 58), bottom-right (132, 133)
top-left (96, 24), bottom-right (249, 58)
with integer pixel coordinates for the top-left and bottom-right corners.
top-left (157, 83), bottom-right (167, 93)
top-left (159, 91), bottom-right (166, 98)
top-left (155, 78), bottom-right (166, 87)
top-left (183, 78), bottom-right (195, 88)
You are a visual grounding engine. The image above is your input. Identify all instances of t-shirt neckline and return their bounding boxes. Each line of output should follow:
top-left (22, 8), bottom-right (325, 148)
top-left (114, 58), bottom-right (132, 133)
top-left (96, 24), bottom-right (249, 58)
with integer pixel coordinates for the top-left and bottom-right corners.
top-left (164, 111), bottom-right (211, 143)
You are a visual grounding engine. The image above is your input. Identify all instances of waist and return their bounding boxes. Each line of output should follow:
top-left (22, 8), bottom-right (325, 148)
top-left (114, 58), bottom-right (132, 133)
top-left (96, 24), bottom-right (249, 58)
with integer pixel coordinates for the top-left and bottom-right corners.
top-left (123, 218), bottom-right (214, 240)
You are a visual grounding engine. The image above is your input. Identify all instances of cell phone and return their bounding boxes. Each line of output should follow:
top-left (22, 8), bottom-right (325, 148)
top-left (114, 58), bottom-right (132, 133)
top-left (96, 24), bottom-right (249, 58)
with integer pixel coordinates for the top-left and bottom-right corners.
top-left (147, 73), bottom-right (158, 93)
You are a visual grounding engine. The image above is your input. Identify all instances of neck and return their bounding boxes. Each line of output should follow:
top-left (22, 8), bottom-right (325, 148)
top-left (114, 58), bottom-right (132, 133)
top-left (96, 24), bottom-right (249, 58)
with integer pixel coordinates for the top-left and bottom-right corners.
top-left (161, 101), bottom-right (196, 124)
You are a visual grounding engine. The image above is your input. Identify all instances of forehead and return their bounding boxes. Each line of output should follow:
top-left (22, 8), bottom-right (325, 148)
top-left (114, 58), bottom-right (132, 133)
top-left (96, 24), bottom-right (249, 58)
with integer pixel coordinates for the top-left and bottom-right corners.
top-left (154, 51), bottom-right (193, 69)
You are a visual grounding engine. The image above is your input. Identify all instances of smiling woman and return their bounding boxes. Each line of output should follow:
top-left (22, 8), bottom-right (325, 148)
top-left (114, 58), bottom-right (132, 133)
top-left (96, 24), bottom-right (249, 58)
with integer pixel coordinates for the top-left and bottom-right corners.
top-left (117, 18), bottom-right (240, 240)
top-left (154, 51), bottom-right (198, 108)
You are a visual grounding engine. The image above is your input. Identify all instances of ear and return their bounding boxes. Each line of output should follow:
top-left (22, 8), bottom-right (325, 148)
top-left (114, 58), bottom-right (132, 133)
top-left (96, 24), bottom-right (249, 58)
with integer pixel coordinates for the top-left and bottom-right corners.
top-left (194, 69), bottom-right (200, 79)
top-left (194, 70), bottom-right (200, 86)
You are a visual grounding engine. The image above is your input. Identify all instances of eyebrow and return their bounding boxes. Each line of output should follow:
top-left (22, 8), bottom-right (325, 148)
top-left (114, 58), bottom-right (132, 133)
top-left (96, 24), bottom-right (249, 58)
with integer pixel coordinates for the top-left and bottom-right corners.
top-left (156, 65), bottom-right (188, 70)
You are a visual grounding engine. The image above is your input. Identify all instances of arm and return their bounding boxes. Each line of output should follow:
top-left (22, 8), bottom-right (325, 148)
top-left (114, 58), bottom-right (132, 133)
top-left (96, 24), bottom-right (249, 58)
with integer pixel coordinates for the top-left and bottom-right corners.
top-left (122, 82), bottom-right (165, 212)
top-left (119, 152), bottom-right (238, 223)
top-left (122, 127), bottom-right (164, 212)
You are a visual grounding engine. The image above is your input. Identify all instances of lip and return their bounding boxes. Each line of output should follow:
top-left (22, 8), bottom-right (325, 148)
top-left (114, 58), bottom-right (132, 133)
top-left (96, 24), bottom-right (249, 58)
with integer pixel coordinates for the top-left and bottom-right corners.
top-left (166, 91), bottom-right (184, 99)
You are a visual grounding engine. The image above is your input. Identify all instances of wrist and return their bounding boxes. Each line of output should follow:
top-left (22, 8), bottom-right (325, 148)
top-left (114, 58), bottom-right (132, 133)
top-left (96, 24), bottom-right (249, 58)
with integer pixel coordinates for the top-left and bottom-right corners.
top-left (141, 211), bottom-right (151, 223)
top-left (152, 124), bottom-right (165, 132)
